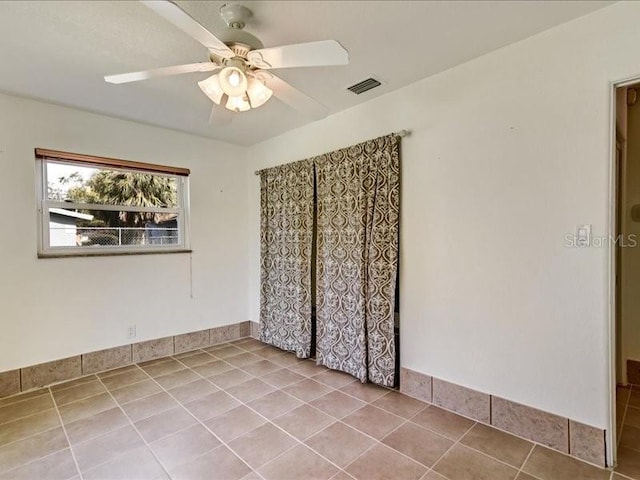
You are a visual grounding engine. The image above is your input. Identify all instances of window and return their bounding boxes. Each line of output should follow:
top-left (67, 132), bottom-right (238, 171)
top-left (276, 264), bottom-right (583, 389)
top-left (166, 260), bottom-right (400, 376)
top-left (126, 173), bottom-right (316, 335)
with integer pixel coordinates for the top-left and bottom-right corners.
top-left (36, 149), bottom-right (190, 257)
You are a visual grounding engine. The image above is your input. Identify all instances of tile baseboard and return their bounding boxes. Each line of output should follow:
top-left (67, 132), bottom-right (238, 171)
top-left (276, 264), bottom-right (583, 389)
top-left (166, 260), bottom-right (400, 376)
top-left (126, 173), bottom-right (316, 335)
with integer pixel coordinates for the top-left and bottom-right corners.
top-left (0, 321), bottom-right (252, 399)
top-left (400, 367), bottom-right (606, 468)
top-left (432, 377), bottom-right (490, 424)
top-left (0, 369), bottom-right (21, 399)
top-left (250, 321), bottom-right (260, 339)
top-left (399, 368), bottom-right (432, 404)
top-left (492, 395), bottom-right (568, 453)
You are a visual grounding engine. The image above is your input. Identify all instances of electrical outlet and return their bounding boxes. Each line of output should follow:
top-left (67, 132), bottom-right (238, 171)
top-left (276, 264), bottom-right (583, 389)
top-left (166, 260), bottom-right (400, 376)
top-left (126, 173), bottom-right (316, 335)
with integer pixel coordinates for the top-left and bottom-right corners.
top-left (576, 224), bottom-right (591, 247)
top-left (127, 325), bottom-right (136, 339)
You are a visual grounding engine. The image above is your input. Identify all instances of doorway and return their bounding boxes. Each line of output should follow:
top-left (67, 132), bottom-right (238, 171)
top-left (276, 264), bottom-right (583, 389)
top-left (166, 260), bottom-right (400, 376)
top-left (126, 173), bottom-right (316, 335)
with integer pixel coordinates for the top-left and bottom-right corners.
top-left (612, 80), bottom-right (640, 469)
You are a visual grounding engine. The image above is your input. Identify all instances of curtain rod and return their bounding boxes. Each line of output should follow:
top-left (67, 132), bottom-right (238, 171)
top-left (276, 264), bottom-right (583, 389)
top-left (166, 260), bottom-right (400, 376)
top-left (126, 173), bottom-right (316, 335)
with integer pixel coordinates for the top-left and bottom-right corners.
top-left (254, 129), bottom-right (410, 176)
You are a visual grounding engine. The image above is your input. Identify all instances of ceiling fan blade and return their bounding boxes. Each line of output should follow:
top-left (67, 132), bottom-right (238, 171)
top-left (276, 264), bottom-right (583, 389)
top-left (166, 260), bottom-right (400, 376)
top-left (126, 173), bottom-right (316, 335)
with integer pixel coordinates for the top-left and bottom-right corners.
top-left (247, 40), bottom-right (349, 70)
top-left (105, 62), bottom-right (219, 84)
top-left (266, 74), bottom-right (328, 120)
top-left (209, 105), bottom-right (233, 126)
top-left (141, 1), bottom-right (235, 59)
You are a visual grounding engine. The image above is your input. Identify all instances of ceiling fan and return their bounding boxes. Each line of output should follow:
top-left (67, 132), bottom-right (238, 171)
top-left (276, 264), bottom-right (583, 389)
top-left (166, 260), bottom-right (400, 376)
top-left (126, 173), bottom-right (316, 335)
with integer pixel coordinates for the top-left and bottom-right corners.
top-left (104, 1), bottom-right (349, 125)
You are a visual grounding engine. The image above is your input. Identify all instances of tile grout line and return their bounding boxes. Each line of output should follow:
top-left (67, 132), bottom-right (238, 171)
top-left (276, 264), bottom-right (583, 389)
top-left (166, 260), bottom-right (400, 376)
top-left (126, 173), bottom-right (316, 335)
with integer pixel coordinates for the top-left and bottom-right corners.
top-left (4, 340), bottom-right (615, 480)
top-left (50, 389), bottom-right (115, 412)
top-left (615, 389), bottom-right (640, 478)
top-left (0, 344), bottom-right (247, 475)
top-left (425, 393), bottom-right (614, 473)
top-left (169, 350), bottom-right (374, 478)
top-left (0, 418), bottom-right (63, 452)
top-left (132, 358), bottom-right (267, 480)
top-left (343, 416), bottom-right (425, 468)
top-left (5, 346), bottom-right (604, 480)
top-left (320, 432), bottom-right (382, 477)
top-left (46, 373), bottom-right (176, 421)
top-left (348, 390), bottom-right (427, 419)
top-left (49, 375), bottom-right (99, 393)
top-left (0, 333), bottom-right (253, 404)
top-left (47, 387), bottom-right (84, 480)
top-left (515, 443), bottom-right (539, 480)
top-left (178, 352), bottom-right (364, 475)
top-left (36, 345), bottom-right (236, 476)
top-left (195, 341), bottom-right (547, 477)
top-left (331, 472), bottom-right (356, 480)
top-left (417, 420), bottom-right (478, 479)
top-left (341, 415), bottom-right (442, 476)
top-left (618, 387), bottom-right (630, 445)
top-left (454, 422), bottom-right (537, 475)
top-left (32, 360), bottom-right (224, 478)
top-left (615, 470), bottom-right (639, 480)
top-left (231, 352), bottom-right (398, 412)
top-left (0, 403), bottom-right (62, 429)
top-left (0, 388), bottom-right (53, 409)
top-left (90, 374), bottom-right (174, 478)
top-left (257, 403), bottom-right (424, 478)
top-left (0, 434), bottom-right (80, 478)
top-left (417, 375), bottom-right (619, 474)
top-left (0, 408), bottom-right (83, 476)
top-left (225, 345), bottom-right (410, 414)
top-left (5, 342), bottom-right (601, 480)
top-left (388, 404), bottom-right (550, 476)
top-left (0, 391), bottom-right (146, 468)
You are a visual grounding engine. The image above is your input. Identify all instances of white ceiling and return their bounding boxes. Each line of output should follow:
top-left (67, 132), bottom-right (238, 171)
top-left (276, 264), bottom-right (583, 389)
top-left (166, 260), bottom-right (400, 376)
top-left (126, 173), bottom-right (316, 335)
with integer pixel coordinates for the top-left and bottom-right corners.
top-left (0, 1), bottom-right (612, 146)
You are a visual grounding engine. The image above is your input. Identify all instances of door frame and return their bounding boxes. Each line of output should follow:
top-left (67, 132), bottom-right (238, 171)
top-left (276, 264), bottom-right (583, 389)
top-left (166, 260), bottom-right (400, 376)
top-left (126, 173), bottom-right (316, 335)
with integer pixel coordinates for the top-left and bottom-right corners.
top-left (608, 75), bottom-right (640, 467)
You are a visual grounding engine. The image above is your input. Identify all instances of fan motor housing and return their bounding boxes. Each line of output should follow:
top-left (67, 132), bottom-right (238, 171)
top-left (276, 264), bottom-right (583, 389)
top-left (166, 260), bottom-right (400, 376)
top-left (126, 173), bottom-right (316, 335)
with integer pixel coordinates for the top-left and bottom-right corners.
top-left (209, 42), bottom-right (256, 66)
top-left (229, 42), bottom-right (253, 59)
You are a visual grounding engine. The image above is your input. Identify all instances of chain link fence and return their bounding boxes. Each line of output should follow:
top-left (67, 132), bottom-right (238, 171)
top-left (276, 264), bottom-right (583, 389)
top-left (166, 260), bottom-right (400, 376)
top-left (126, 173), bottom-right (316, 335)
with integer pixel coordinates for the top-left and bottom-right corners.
top-left (50, 226), bottom-right (179, 247)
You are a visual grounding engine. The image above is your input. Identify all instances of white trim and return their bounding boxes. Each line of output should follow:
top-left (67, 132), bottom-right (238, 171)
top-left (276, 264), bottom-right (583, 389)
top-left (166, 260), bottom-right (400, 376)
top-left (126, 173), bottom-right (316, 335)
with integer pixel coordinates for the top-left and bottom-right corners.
top-left (40, 161), bottom-right (50, 254)
top-left (49, 208), bottom-right (94, 221)
top-left (36, 157), bottom-right (190, 256)
top-left (606, 74), bottom-right (640, 468)
top-left (44, 157), bottom-right (183, 178)
top-left (608, 78), bottom-right (620, 468)
top-left (46, 201), bottom-right (181, 214)
top-left (180, 176), bottom-right (191, 249)
top-left (613, 75), bottom-right (640, 89)
top-left (38, 244), bottom-right (188, 256)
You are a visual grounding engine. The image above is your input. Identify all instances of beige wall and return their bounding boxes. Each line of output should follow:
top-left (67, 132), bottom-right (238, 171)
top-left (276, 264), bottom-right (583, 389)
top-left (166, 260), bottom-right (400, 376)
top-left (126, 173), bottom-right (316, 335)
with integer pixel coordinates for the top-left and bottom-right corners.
top-left (4, 0), bottom-right (640, 462)
top-left (245, 1), bottom-right (640, 436)
top-left (0, 93), bottom-right (249, 372)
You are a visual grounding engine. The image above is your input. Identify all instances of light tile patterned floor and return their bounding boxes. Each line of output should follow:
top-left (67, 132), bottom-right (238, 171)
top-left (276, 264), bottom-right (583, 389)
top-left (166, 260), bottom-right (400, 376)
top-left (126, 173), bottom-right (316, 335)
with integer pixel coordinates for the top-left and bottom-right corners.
top-left (616, 385), bottom-right (640, 479)
top-left (0, 338), bottom-right (622, 480)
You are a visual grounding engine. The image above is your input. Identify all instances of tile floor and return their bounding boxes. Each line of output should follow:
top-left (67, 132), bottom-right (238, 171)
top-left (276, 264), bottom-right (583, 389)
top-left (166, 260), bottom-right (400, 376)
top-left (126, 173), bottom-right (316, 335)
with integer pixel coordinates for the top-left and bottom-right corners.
top-left (616, 385), bottom-right (640, 479)
top-left (0, 337), bottom-right (622, 480)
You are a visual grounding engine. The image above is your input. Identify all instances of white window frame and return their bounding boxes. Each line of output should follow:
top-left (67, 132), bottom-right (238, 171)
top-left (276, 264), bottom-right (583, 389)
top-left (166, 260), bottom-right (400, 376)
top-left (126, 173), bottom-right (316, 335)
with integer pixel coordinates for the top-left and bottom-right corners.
top-left (36, 156), bottom-right (191, 257)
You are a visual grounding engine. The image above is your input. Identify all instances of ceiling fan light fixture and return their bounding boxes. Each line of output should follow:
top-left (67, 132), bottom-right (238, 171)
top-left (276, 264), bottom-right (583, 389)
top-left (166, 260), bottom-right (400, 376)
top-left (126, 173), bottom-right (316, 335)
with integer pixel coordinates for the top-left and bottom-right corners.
top-left (219, 62), bottom-right (248, 97)
top-left (198, 74), bottom-right (224, 105)
top-left (247, 77), bottom-right (273, 108)
top-left (109, 2), bottom-right (350, 124)
top-left (225, 94), bottom-right (251, 112)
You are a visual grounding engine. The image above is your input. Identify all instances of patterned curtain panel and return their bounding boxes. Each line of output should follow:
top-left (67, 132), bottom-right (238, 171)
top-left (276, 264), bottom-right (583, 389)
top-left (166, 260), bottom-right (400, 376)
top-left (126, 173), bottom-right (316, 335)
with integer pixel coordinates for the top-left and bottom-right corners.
top-left (259, 160), bottom-right (315, 358)
top-left (315, 134), bottom-right (400, 387)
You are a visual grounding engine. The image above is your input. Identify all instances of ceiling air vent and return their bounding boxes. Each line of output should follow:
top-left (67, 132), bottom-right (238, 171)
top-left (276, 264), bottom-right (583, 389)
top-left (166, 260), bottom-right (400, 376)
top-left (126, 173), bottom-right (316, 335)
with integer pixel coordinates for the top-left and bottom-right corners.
top-left (347, 78), bottom-right (381, 95)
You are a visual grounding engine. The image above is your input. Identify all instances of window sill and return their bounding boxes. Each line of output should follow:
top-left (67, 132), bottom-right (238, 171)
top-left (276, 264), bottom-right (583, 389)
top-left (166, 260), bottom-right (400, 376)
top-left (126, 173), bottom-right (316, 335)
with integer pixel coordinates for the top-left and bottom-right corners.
top-left (37, 249), bottom-right (193, 259)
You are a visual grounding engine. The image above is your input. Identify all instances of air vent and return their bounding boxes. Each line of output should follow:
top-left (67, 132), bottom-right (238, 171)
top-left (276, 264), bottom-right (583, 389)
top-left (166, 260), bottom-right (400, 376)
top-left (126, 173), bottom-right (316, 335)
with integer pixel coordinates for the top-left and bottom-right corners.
top-left (347, 78), bottom-right (381, 95)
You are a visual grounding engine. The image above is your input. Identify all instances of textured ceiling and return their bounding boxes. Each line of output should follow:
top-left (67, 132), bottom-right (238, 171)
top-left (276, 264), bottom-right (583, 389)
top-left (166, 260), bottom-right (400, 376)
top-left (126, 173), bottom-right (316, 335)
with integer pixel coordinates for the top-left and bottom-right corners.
top-left (0, 1), bottom-right (612, 145)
